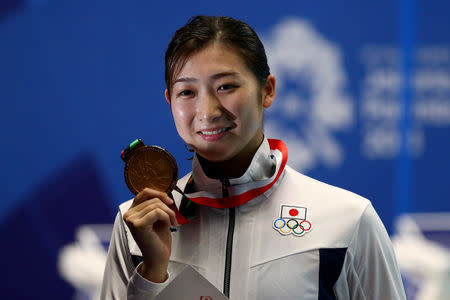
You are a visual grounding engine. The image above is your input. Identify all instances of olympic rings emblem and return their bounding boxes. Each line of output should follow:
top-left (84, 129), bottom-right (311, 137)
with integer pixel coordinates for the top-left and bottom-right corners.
top-left (273, 217), bottom-right (312, 236)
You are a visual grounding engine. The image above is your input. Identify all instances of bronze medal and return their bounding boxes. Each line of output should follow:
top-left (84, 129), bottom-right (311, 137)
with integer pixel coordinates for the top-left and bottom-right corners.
top-left (122, 140), bottom-right (178, 195)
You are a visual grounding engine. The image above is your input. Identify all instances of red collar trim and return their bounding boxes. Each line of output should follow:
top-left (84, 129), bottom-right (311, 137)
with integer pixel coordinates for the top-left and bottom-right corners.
top-left (189, 139), bottom-right (287, 208)
top-left (170, 139), bottom-right (287, 224)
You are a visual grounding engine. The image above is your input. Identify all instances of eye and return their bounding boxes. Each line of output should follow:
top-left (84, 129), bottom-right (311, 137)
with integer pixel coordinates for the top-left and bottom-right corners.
top-left (218, 84), bottom-right (238, 91)
top-left (178, 89), bottom-right (194, 97)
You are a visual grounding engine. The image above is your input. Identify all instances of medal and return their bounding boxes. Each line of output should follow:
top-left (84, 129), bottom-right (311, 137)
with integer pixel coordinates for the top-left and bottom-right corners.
top-left (121, 139), bottom-right (179, 195)
top-left (120, 139), bottom-right (193, 225)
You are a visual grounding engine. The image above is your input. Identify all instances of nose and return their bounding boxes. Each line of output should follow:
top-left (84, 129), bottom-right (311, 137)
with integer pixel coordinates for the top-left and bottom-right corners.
top-left (196, 90), bottom-right (223, 122)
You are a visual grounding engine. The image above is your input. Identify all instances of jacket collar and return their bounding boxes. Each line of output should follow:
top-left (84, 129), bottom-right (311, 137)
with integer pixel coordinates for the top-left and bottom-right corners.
top-left (192, 137), bottom-right (276, 194)
top-left (183, 138), bottom-right (288, 209)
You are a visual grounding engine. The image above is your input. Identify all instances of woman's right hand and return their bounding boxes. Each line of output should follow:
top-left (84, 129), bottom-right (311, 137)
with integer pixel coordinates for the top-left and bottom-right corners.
top-left (122, 188), bottom-right (178, 283)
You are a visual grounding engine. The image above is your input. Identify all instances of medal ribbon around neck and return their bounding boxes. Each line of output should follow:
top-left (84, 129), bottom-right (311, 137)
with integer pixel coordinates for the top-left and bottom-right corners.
top-left (183, 139), bottom-right (288, 209)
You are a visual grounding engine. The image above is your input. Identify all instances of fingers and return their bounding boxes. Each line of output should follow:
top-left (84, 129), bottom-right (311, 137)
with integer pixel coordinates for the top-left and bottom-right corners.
top-left (124, 208), bottom-right (172, 234)
top-left (125, 199), bottom-right (177, 227)
top-left (124, 188), bottom-right (178, 230)
top-left (132, 188), bottom-right (174, 207)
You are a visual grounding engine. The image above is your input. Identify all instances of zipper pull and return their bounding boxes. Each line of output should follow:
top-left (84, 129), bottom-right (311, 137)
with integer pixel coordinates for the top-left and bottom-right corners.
top-left (220, 178), bottom-right (230, 197)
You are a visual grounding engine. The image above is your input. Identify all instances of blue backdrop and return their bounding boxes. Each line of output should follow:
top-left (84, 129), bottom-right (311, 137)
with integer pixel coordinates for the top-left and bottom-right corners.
top-left (1, 0), bottom-right (449, 298)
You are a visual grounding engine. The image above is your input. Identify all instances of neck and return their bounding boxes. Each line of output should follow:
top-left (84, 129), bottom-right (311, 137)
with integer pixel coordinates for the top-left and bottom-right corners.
top-left (197, 134), bottom-right (264, 179)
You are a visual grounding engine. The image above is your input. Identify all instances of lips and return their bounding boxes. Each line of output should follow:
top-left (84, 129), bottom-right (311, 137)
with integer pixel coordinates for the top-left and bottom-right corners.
top-left (200, 128), bottom-right (228, 135)
top-left (198, 127), bottom-right (232, 141)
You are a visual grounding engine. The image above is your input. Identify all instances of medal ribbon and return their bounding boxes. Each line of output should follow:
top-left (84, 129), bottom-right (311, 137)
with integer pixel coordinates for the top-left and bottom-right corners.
top-left (170, 203), bottom-right (190, 225)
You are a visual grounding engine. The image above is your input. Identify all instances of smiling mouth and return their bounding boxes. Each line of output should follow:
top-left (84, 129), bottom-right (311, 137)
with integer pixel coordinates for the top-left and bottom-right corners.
top-left (197, 127), bottom-right (232, 141)
top-left (200, 127), bottom-right (229, 135)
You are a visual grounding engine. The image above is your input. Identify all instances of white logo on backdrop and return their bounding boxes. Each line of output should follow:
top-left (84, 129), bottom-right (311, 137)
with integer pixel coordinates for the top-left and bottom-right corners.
top-left (264, 18), bottom-right (450, 169)
top-left (58, 225), bottom-right (113, 300)
top-left (392, 213), bottom-right (450, 300)
top-left (263, 18), bottom-right (354, 172)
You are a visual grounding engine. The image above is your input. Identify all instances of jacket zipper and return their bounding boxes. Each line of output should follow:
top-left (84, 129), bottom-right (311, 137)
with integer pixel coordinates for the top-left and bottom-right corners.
top-left (221, 178), bottom-right (234, 298)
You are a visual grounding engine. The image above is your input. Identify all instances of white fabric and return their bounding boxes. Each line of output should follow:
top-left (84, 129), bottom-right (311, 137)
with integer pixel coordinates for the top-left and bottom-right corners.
top-left (100, 138), bottom-right (406, 299)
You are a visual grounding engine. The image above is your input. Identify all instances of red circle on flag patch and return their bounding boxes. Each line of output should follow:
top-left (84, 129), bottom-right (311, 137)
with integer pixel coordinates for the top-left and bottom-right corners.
top-left (289, 209), bottom-right (299, 216)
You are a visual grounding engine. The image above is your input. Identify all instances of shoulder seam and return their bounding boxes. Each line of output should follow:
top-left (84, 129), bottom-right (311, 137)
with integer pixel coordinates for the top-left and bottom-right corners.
top-left (346, 203), bottom-right (372, 258)
top-left (342, 203), bottom-right (371, 300)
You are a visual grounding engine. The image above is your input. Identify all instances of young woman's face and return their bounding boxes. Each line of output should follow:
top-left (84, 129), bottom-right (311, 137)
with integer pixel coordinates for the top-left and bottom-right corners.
top-left (165, 43), bottom-right (275, 162)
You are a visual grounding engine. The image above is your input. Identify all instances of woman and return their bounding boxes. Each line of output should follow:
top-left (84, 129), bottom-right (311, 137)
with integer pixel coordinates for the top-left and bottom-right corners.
top-left (101, 15), bottom-right (406, 299)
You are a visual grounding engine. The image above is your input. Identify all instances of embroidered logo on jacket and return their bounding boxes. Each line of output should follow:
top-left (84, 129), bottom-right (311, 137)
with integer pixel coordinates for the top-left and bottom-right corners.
top-left (273, 205), bottom-right (312, 236)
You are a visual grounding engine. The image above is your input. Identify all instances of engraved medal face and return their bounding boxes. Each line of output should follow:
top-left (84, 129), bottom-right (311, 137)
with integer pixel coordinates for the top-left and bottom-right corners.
top-left (124, 146), bottom-right (178, 195)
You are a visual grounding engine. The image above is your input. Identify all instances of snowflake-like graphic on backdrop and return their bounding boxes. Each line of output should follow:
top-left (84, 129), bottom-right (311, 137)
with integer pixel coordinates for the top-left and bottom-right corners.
top-left (263, 18), bottom-right (354, 172)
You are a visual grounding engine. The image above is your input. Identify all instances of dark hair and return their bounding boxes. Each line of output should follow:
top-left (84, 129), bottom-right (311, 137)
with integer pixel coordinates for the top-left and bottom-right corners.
top-left (165, 15), bottom-right (270, 95)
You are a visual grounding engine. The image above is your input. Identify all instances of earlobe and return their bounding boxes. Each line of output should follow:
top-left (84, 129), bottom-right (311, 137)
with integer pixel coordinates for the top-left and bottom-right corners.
top-left (263, 74), bottom-right (276, 108)
top-left (164, 89), bottom-right (171, 104)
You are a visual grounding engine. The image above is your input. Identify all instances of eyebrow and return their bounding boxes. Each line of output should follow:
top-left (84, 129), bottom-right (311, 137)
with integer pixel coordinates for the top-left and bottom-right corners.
top-left (211, 71), bottom-right (239, 80)
top-left (173, 71), bottom-right (239, 84)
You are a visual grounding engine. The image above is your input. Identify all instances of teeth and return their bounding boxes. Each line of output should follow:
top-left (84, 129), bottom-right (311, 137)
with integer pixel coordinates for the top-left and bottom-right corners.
top-left (201, 128), bottom-right (227, 135)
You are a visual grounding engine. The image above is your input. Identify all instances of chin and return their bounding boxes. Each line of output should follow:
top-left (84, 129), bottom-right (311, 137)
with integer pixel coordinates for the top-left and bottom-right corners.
top-left (188, 137), bottom-right (241, 162)
top-left (194, 147), bottom-right (236, 162)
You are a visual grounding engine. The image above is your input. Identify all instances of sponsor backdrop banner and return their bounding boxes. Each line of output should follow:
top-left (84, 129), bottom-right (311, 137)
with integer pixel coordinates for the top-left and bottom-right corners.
top-left (1, 0), bottom-right (449, 299)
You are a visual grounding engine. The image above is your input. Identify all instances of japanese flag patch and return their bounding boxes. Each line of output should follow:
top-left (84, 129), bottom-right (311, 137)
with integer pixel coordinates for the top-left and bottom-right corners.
top-left (273, 205), bottom-right (312, 236)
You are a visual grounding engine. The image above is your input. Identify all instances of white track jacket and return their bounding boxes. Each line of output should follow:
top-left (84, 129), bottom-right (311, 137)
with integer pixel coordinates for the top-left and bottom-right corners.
top-left (101, 138), bottom-right (406, 299)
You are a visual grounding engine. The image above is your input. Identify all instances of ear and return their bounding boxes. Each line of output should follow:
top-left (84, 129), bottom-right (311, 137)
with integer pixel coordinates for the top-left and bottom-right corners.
top-left (164, 89), bottom-right (171, 104)
top-left (262, 74), bottom-right (276, 108)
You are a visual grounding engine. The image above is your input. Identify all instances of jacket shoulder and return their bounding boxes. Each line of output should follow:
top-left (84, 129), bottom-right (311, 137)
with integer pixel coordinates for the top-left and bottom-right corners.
top-left (283, 165), bottom-right (371, 212)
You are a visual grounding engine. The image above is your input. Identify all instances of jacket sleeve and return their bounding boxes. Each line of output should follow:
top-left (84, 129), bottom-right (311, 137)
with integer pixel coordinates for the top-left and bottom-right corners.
top-left (100, 211), bottom-right (170, 299)
top-left (334, 204), bottom-right (406, 300)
